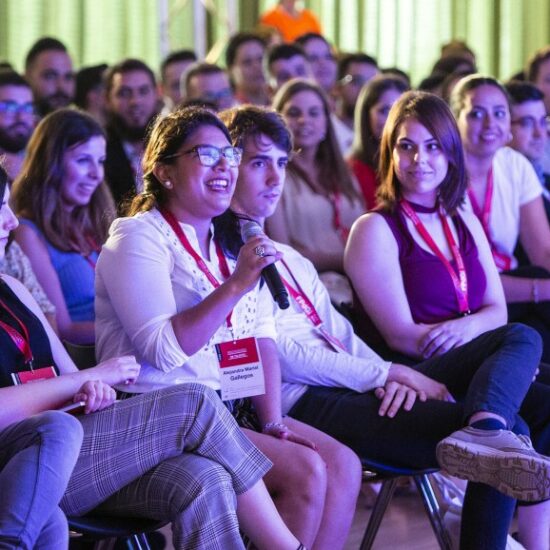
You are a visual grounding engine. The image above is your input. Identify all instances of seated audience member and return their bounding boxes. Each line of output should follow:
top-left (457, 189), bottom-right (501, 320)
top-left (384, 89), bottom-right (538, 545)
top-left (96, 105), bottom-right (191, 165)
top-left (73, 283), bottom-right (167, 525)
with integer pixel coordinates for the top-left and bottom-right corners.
top-left (268, 79), bottom-right (364, 304)
top-left (526, 46), bottom-right (550, 174)
top-left (183, 62), bottom-right (236, 112)
top-left (266, 43), bottom-right (312, 93)
top-left (294, 33), bottom-right (337, 95)
top-left (335, 53), bottom-right (379, 131)
top-left (226, 32), bottom-right (269, 106)
top-left (0, 70), bottom-right (36, 182)
top-left (440, 39), bottom-right (477, 66)
top-left (348, 75), bottom-right (409, 208)
top-left (103, 59), bottom-right (160, 210)
top-left (95, 106), bottom-right (362, 548)
top-left (74, 64), bottom-right (109, 126)
top-left (430, 55), bottom-right (477, 80)
top-left (12, 109), bottom-right (115, 345)
top-left (506, 80), bottom-right (550, 214)
top-left (379, 67), bottom-right (410, 87)
top-left (225, 102), bottom-right (550, 550)
top-left (0, 168), bottom-right (296, 550)
top-left (345, 91), bottom-right (550, 549)
top-left (24, 37), bottom-right (74, 117)
top-left (259, 0), bottom-right (322, 43)
top-left (159, 49), bottom-right (197, 112)
top-left (451, 75), bottom-right (550, 363)
top-left (417, 72), bottom-right (446, 97)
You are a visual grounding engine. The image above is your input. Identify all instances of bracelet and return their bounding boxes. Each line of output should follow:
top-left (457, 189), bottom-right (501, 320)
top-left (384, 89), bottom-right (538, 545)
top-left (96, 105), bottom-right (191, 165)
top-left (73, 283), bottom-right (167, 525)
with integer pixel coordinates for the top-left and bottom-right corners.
top-left (262, 421), bottom-right (287, 433)
top-left (532, 279), bottom-right (540, 304)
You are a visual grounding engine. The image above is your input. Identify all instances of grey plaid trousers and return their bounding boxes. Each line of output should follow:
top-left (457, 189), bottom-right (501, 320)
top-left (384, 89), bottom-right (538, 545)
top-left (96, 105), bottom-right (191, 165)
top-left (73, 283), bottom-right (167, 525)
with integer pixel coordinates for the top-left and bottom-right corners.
top-left (61, 383), bottom-right (271, 549)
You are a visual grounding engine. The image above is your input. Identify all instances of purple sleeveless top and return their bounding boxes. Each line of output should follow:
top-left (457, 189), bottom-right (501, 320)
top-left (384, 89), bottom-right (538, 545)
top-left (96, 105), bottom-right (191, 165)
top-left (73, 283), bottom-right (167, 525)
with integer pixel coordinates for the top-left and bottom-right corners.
top-left (377, 206), bottom-right (487, 324)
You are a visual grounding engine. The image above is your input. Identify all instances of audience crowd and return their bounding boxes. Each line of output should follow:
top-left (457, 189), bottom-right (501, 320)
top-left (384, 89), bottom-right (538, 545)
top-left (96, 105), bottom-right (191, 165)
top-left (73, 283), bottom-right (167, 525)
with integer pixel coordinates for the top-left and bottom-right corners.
top-left (3, 2), bottom-right (550, 548)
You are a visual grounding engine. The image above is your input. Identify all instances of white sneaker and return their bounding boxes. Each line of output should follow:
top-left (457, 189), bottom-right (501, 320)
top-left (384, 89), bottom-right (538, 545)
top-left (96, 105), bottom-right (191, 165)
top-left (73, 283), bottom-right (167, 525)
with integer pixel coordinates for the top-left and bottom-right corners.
top-left (436, 427), bottom-right (550, 501)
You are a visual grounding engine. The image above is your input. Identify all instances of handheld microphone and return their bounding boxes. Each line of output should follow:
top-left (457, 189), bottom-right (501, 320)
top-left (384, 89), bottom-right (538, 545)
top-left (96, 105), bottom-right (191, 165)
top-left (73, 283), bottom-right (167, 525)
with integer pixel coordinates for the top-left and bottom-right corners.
top-left (241, 220), bottom-right (290, 310)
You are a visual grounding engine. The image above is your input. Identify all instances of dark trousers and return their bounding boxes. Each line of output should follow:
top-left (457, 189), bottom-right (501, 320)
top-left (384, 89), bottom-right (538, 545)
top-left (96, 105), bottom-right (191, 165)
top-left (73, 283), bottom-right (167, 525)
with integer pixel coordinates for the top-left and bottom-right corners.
top-left (289, 324), bottom-right (547, 549)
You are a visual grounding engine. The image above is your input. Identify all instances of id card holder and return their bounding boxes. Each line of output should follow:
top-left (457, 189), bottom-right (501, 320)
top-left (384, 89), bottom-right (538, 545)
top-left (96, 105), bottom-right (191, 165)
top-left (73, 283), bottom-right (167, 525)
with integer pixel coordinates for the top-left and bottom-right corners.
top-left (318, 325), bottom-right (346, 353)
top-left (216, 337), bottom-right (265, 401)
top-left (11, 366), bottom-right (57, 385)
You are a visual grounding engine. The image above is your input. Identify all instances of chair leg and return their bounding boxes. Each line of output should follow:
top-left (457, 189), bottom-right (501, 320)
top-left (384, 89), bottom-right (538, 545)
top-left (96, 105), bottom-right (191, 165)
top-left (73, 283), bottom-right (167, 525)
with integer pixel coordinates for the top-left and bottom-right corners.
top-left (130, 533), bottom-right (152, 550)
top-left (414, 475), bottom-right (452, 550)
top-left (360, 478), bottom-right (399, 550)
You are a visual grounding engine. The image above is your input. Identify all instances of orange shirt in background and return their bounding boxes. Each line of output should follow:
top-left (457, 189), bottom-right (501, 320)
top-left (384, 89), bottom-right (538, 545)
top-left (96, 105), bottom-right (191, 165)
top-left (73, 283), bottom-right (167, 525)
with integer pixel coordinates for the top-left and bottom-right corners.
top-left (259, 6), bottom-right (322, 42)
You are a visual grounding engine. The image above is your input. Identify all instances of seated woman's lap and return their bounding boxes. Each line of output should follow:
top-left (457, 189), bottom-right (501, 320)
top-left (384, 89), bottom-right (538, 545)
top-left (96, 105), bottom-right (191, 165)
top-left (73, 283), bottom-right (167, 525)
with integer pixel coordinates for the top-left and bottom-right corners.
top-left (288, 386), bottom-right (464, 470)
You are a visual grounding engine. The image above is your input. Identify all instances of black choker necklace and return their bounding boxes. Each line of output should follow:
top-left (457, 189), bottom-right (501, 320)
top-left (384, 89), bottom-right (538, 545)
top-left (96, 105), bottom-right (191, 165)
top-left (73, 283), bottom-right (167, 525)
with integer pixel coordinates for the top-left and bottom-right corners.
top-left (404, 201), bottom-right (439, 214)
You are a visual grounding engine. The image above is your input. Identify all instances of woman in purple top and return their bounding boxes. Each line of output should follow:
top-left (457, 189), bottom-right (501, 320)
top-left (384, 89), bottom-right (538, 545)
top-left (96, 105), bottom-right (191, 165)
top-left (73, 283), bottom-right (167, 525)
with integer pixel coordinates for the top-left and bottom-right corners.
top-left (345, 91), bottom-right (550, 549)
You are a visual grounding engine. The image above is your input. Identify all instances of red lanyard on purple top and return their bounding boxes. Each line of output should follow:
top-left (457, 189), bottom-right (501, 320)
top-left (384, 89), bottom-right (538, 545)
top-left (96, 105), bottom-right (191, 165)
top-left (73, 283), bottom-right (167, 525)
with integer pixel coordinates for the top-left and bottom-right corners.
top-left (400, 199), bottom-right (471, 316)
top-left (0, 297), bottom-right (34, 367)
top-left (159, 208), bottom-right (234, 329)
top-left (467, 168), bottom-right (512, 272)
top-left (280, 259), bottom-right (323, 326)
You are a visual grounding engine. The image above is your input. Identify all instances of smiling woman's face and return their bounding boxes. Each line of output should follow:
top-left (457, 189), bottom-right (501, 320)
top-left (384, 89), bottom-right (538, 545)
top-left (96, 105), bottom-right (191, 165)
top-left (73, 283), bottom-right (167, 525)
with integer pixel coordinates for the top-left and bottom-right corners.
top-left (0, 186), bottom-right (18, 260)
top-left (281, 89), bottom-right (327, 153)
top-left (456, 84), bottom-right (511, 159)
top-left (161, 124), bottom-right (239, 225)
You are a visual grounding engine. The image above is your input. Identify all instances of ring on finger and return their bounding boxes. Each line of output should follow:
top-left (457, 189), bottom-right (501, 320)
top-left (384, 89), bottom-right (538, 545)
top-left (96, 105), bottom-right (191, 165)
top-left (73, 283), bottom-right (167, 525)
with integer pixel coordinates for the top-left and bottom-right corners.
top-left (254, 245), bottom-right (266, 257)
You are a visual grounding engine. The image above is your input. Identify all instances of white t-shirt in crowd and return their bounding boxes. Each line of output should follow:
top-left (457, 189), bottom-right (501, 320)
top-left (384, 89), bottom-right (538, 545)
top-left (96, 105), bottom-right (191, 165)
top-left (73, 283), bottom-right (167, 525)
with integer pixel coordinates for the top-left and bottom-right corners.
top-left (462, 147), bottom-right (543, 269)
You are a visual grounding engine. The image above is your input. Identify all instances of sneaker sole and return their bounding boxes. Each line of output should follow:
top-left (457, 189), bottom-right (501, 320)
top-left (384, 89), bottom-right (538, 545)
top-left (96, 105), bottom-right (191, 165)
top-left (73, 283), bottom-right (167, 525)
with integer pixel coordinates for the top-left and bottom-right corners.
top-left (436, 439), bottom-right (550, 501)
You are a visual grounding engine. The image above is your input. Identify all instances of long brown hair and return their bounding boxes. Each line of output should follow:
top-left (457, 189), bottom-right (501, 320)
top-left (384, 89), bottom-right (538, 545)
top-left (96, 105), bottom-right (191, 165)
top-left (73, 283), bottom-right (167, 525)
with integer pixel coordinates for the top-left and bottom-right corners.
top-left (11, 109), bottom-right (114, 253)
top-left (377, 91), bottom-right (466, 213)
top-left (272, 78), bottom-right (359, 202)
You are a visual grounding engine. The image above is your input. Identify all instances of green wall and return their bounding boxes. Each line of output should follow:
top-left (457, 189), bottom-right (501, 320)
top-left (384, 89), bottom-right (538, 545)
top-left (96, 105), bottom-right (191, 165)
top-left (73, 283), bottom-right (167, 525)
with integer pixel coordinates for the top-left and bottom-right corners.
top-left (1, 0), bottom-right (549, 84)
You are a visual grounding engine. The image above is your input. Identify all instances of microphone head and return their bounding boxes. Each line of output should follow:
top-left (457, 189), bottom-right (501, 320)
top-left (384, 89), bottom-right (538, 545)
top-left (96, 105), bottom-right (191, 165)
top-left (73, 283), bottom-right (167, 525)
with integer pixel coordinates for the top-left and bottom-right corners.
top-left (240, 219), bottom-right (264, 242)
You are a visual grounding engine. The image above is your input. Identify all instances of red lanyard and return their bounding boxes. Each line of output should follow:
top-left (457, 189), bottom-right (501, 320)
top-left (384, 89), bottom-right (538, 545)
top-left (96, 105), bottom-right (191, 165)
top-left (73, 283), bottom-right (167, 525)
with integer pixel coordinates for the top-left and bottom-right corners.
top-left (280, 259), bottom-right (347, 351)
top-left (159, 209), bottom-right (234, 328)
top-left (0, 296), bottom-right (34, 367)
top-left (467, 168), bottom-right (512, 272)
top-left (329, 191), bottom-right (351, 243)
top-left (280, 260), bottom-right (323, 327)
top-left (400, 200), bottom-right (470, 316)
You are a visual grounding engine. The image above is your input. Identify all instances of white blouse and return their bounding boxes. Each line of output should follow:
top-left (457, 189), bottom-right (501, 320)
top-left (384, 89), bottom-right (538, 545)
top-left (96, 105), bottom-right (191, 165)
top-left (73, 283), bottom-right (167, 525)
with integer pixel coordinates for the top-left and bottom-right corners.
top-left (95, 209), bottom-right (277, 393)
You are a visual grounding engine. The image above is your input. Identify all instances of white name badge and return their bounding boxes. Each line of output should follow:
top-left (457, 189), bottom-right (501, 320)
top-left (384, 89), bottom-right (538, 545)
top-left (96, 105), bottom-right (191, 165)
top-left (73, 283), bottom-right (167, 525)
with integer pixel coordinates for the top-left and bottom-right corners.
top-left (216, 337), bottom-right (266, 401)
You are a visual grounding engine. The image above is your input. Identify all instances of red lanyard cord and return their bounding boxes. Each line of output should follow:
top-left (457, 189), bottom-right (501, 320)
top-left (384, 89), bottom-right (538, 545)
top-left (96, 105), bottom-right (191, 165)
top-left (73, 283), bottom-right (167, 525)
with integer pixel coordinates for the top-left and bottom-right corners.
top-left (0, 297), bottom-right (34, 367)
top-left (400, 200), bottom-right (470, 316)
top-left (159, 209), bottom-right (234, 328)
top-left (467, 168), bottom-right (512, 271)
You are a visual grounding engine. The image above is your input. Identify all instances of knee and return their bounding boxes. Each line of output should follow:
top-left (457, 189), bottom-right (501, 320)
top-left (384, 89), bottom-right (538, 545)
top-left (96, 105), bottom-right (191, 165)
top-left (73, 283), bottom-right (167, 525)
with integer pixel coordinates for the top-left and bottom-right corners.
top-left (506, 323), bottom-right (542, 357)
top-left (152, 383), bottom-right (223, 417)
top-left (172, 461), bottom-right (236, 513)
top-left (325, 443), bottom-right (362, 496)
top-left (36, 411), bottom-right (83, 459)
top-left (276, 446), bottom-right (328, 505)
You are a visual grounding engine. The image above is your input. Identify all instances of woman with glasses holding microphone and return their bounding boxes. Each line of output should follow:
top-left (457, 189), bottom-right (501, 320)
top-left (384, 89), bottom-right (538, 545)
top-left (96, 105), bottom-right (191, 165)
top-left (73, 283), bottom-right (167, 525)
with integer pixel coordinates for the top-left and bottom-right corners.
top-left (94, 106), bottom-right (361, 549)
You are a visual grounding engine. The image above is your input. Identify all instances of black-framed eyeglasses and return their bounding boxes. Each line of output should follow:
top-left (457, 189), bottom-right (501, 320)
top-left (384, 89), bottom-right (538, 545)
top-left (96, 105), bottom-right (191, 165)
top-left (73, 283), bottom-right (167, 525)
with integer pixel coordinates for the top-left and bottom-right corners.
top-left (511, 115), bottom-right (550, 133)
top-left (0, 100), bottom-right (35, 115)
top-left (165, 145), bottom-right (243, 167)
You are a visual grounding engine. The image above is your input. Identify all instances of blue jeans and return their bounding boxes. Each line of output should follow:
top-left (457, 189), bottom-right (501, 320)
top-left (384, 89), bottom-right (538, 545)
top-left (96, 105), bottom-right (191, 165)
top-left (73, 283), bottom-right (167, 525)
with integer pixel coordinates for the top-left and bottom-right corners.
top-left (289, 323), bottom-right (544, 549)
top-left (0, 411), bottom-right (83, 550)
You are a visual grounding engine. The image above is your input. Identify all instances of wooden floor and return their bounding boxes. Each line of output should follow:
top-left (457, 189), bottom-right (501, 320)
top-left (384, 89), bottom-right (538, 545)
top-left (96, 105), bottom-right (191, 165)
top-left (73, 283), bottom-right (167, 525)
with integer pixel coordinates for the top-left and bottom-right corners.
top-left (344, 486), bottom-right (441, 550)
top-left (158, 482), bottom-right (441, 549)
